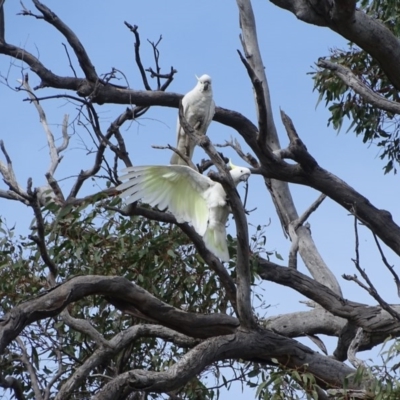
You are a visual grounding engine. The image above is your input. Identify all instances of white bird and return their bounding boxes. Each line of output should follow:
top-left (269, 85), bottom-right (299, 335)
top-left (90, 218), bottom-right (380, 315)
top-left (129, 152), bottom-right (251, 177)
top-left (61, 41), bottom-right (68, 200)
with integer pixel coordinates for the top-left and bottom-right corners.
top-left (117, 163), bottom-right (251, 261)
top-left (170, 74), bottom-right (215, 165)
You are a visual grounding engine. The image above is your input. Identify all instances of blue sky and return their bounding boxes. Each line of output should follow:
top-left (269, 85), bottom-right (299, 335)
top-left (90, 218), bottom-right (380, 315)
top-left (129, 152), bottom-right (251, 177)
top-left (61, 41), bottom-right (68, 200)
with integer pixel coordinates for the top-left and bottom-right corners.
top-left (1, 0), bottom-right (399, 398)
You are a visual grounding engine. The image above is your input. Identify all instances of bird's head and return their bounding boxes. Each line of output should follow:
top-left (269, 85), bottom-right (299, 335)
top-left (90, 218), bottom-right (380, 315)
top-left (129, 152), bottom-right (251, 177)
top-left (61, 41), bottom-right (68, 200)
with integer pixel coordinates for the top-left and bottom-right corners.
top-left (195, 74), bottom-right (212, 92)
top-left (229, 160), bottom-right (251, 184)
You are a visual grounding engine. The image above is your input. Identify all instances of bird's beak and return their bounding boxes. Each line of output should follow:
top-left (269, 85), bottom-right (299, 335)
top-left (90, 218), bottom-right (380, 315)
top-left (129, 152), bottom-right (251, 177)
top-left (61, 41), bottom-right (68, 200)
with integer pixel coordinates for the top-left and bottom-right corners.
top-left (241, 173), bottom-right (250, 182)
top-left (203, 82), bottom-right (209, 91)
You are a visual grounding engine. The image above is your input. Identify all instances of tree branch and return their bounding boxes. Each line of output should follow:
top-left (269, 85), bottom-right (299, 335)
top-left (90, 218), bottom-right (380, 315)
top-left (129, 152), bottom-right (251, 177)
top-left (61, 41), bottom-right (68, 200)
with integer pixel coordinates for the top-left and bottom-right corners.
top-left (0, 275), bottom-right (239, 354)
top-left (317, 59), bottom-right (400, 115)
top-left (16, 338), bottom-right (43, 400)
top-left (178, 103), bottom-right (255, 329)
top-left (93, 328), bottom-right (359, 398)
top-left (269, 0), bottom-right (400, 90)
top-left (55, 324), bottom-right (198, 400)
top-left (18, 75), bottom-right (69, 177)
top-left (257, 258), bottom-right (400, 350)
top-left (31, 0), bottom-right (97, 82)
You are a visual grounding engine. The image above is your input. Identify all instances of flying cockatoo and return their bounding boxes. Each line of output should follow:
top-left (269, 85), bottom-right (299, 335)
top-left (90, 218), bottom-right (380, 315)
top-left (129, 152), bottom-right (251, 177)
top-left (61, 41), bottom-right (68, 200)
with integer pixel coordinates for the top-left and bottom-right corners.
top-left (117, 163), bottom-right (251, 261)
top-left (170, 74), bottom-right (215, 165)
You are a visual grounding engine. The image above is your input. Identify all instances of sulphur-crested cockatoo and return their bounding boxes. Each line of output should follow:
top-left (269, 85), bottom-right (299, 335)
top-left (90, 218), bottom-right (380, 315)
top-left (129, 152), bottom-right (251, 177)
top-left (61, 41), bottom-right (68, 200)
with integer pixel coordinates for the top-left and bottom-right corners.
top-left (117, 163), bottom-right (250, 261)
top-left (170, 74), bottom-right (215, 165)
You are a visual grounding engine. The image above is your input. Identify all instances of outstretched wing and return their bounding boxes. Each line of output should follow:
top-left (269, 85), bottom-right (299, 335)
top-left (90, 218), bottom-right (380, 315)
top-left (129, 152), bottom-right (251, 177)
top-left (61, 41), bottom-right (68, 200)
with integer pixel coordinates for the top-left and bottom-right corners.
top-left (117, 165), bottom-right (212, 235)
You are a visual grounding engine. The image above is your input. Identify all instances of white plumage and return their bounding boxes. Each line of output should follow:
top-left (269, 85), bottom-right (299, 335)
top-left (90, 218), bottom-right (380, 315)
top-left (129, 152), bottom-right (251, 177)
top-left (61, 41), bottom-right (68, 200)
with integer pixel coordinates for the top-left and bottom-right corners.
top-left (170, 74), bottom-right (215, 165)
top-left (117, 164), bottom-right (251, 261)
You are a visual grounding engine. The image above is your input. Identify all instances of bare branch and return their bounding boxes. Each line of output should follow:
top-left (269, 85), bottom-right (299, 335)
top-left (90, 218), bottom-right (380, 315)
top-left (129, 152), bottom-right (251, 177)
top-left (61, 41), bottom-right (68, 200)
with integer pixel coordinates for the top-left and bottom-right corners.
top-left (31, 0), bottom-right (97, 81)
top-left (0, 275), bottom-right (239, 353)
top-left (178, 102), bottom-right (255, 329)
top-left (92, 328), bottom-right (358, 398)
top-left (257, 258), bottom-right (400, 346)
top-left (297, 193), bottom-right (326, 228)
top-left (0, 0), bottom-right (4, 43)
top-left (61, 42), bottom-right (77, 78)
top-left (347, 328), bottom-right (366, 369)
top-left (147, 36), bottom-right (163, 89)
top-left (18, 76), bottom-right (69, 176)
top-left (372, 233), bottom-right (400, 297)
top-left (346, 216), bottom-right (400, 323)
top-left (216, 138), bottom-right (259, 168)
top-left (280, 110), bottom-right (318, 172)
top-left (269, 0), bottom-right (400, 90)
top-left (236, 49), bottom-right (269, 151)
top-left (236, 0), bottom-right (343, 297)
top-left (55, 324), bottom-right (198, 400)
top-left (152, 144), bottom-right (198, 170)
top-left (16, 338), bottom-right (43, 400)
top-left (60, 309), bottom-right (110, 348)
top-left (318, 59), bottom-right (400, 115)
top-left (124, 22), bottom-right (151, 90)
top-left (0, 140), bottom-right (28, 200)
top-left (286, 194), bottom-right (326, 270)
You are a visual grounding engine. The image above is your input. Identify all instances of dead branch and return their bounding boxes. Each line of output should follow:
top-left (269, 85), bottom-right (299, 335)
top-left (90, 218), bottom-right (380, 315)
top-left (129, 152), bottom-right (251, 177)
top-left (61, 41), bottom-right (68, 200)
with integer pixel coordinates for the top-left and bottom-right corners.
top-left (372, 232), bottom-right (400, 297)
top-left (152, 144), bottom-right (198, 170)
top-left (30, 0), bottom-right (97, 82)
top-left (237, 49), bottom-right (269, 152)
top-left (60, 309), bottom-right (110, 348)
top-left (18, 75), bottom-right (70, 177)
top-left (16, 338), bottom-right (43, 400)
top-left (124, 22), bottom-right (151, 90)
top-left (344, 216), bottom-right (400, 323)
top-left (178, 102), bottom-right (255, 329)
top-left (347, 328), bottom-right (366, 369)
top-left (0, 140), bottom-right (29, 201)
top-left (216, 138), bottom-right (259, 168)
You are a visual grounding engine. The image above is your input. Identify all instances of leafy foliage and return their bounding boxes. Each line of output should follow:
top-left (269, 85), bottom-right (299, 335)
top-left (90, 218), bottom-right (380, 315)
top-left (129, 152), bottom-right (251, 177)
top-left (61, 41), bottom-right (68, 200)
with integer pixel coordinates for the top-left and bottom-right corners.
top-left (312, 0), bottom-right (400, 174)
top-left (0, 200), bottom-right (276, 399)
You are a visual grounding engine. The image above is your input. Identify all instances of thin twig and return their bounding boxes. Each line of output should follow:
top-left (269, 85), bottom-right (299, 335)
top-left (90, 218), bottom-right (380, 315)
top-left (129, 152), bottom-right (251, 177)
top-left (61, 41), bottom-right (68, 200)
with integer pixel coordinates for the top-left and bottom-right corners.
top-left (372, 232), bottom-right (400, 297)
top-left (16, 338), bottom-right (43, 400)
top-left (124, 22), bottom-right (151, 90)
top-left (152, 144), bottom-right (198, 170)
top-left (346, 216), bottom-right (400, 322)
top-left (61, 42), bottom-right (77, 78)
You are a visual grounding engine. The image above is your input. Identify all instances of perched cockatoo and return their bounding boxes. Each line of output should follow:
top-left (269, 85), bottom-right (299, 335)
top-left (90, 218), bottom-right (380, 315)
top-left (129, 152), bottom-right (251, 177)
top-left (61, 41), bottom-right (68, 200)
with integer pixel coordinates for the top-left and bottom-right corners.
top-left (170, 74), bottom-right (215, 165)
top-left (117, 163), bottom-right (251, 261)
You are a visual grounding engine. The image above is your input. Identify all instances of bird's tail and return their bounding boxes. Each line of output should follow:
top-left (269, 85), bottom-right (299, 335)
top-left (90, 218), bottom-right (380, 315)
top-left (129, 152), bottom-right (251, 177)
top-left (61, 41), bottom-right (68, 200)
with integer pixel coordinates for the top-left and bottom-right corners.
top-left (203, 223), bottom-right (229, 262)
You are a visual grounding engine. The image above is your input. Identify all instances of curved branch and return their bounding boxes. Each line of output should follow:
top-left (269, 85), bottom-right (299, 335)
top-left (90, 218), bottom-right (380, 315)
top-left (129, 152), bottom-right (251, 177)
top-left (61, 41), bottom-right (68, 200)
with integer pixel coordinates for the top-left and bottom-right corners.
top-left (93, 328), bottom-right (358, 398)
top-left (3, 33), bottom-right (399, 261)
top-left (0, 275), bottom-right (239, 353)
top-left (0, 41), bottom-right (82, 90)
top-left (317, 59), bottom-right (400, 115)
top-left (55, 324), bottom-right (197, 400)
top-left (31, 0), bottom-right (97, 82)
top-left (258, 258), bottom-right (400, 348)
top-left (269, 0), bottom-right (400, 90)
